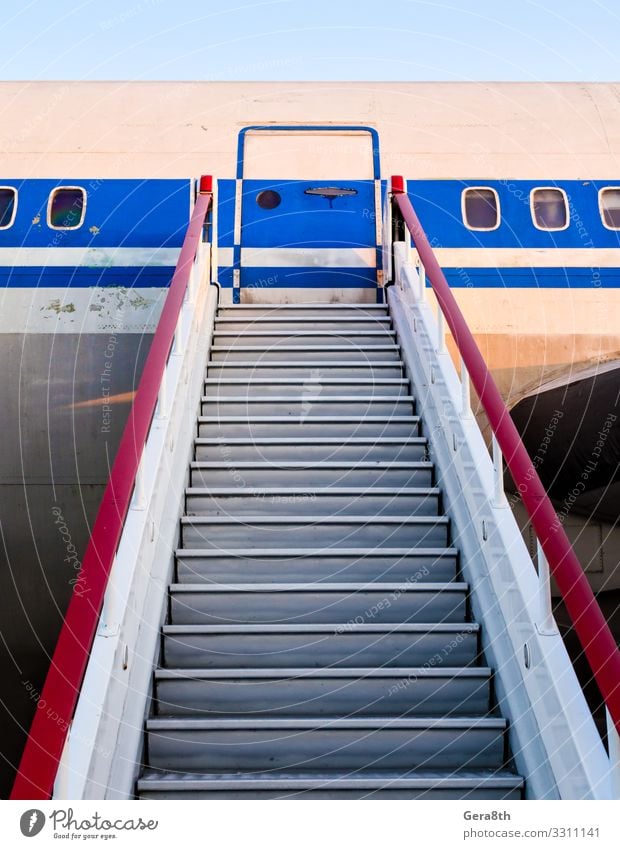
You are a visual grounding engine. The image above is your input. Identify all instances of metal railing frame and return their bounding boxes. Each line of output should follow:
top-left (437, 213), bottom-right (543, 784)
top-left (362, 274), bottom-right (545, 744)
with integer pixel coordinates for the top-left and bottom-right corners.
top-left (389, 174), bottom-right (620, 759)
top-left (10, 176), bottom-right (214, 800)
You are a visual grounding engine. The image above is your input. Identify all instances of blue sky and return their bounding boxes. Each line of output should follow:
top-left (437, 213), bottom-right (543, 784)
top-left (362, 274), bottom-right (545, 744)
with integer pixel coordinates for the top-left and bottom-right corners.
top-left (0, 0), bottom-right (618, 81)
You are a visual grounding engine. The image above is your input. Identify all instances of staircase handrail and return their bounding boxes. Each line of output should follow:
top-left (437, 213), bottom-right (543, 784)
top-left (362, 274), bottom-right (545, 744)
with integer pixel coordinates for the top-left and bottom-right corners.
top-left (10, 176), bottom-right (214, 800)
top-left (390, 174), bottom-right (620, 740)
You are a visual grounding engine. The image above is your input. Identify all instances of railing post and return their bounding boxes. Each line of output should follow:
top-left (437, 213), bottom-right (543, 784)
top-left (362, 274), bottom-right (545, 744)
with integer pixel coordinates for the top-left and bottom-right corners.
top-left (53, 726), bottom-right (72, 799)
top-left (417, 259), bottom-right (426, 301)
top-left (173, 308), bottom-right (185, 356)
top-left (436, 305), bottom-right (445, 353)
top-left (536, 540), bottom-right (558, 635)
top-left (606, 709), bottom-right (620, 798)
top-left (492, 435), bottom-right (507, 508)
top-left (188, 245), bottom-right (202, 305)
top-left (460, 358), bottom-right (471, 419)
top-left (156, 368), bottom-right (168, 419)
top-left (97, 567), bottom-right (120, 637)
top-left (132, 457), bottom-right (146, 510)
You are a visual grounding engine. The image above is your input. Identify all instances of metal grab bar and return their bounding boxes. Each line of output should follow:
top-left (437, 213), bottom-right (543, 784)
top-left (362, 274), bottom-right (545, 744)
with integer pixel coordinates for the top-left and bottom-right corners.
top-left (10, 176), bottom-right (214, 800)
top-left (390, 174), bottom-right (620, 739)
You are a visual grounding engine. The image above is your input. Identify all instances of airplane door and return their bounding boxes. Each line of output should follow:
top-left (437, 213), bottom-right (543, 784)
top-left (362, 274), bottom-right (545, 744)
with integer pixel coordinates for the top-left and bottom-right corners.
top-left (232, 126), bottom-right (382, 303)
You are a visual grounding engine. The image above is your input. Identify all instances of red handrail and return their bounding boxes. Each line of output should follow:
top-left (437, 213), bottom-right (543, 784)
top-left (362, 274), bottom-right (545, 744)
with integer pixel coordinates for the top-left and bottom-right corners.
top-left (11, 177), bottom-right (214, 800)
top-left (391, 175), bottom-right (620, 736)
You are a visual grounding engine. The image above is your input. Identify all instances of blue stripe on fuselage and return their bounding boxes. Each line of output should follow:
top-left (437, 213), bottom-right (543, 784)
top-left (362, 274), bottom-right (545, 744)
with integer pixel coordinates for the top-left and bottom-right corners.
top-left (442, 267), bottom-right (620, 288)
top-left (0, 267), bottom-right (174, 287)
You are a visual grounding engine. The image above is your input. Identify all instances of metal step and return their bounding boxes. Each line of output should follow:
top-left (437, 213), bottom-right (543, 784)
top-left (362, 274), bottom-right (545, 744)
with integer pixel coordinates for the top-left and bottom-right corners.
top-left (200, 396), bottom-right (415, 416)
top-left (168, 582), bottom-right (468, 625)
top-left (180, 515), bottom-right (450, 549)
top-left (161, 623), bottom-right (481, 669)
top-left (137, 768), bottom-right (523, 800)
top-left (218, 304), bottom-right (390, 318)
top-left (205, 361), bottom-right (404, 379)
top-left (203, 378), bottom-right (410, 397)
top-left (146, 717), bottom-right (508, 772)
top-left (194, 437), bottom-right (428, 463)
top-left (214, 317), bottom-right (392, 332)
top-left (212, 331), bottom-right (397, 347)
top-left (184, 488), bottom-right (441, 518)
top-left (189, 461), bottom-right (434, 488)
top-left (153, 667), bottom-right (492, 717)
top-left (210, 345), bottom-right (401, 362)
top-left (174, 548), bottom-right (458, 584)
top-left (197, 415), bottom-right (421, 439)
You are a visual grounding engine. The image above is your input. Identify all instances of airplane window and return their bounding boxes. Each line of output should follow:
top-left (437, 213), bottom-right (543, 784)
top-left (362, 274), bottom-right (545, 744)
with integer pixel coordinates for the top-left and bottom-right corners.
top-left (599, 188), bottom-right (620, 230)
top-left (256, 190), bottom-right (281, 210)
top-left (462, 188), bottom-right (500, 231)
top-left (530, 188), bottom-right (568, 231)
top-left (48, 187), bottom-right (87, 229)
top-left (0, 187), bottom-right (17, 229)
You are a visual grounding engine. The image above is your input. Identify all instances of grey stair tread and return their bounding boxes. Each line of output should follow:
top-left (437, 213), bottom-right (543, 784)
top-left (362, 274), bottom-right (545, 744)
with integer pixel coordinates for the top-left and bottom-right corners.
top-left (181, 515), bottom-right (448, 524)
top-left (190, 461), bottom-right (431, 469)
top-left (153, 667), bottom-right (493, 718)
top-left (213, 328), bottom-right (396, 342)
top-left (210, 345), bottom-right (400, 351)
top-left (186, 484), bottom-right (437, 491)
top-left (185, 486), bottom-right (441, 498)
top-left (175, 547), bottom-right (457, 556)
top-left (207, 361), bottom-right (401, 367)
top-left (186, 486), bottom-right (439, 493)
top-left (204, 378), bottom-right (409, 385)
top-left (137, 768), bottom-right (522, 789)
top-left (192, 437), bottom-right (428, 460)
top-left (181, 515), bottom-right (450, 548)
top-left (214, 322), bottom-right (396, 339)
top-left (170, 582), bottom-right (468, 592)
top-left (215, 318), bottom-right (392, 325)
top-left (218, 303), bottom-right (389, 309)
top-left (198, 415), bottom-right (420, 422)
top-left (147, 716), bottom-right (507, 730)
top-left (201, 395), bottom-right (415, 402)
top-left (163, 622), bottom-right (479, 633)
top-left (174, 549), bottom-right (457, 585)
top-left (154, 667), bottom-right (492, 680)
top-left (216, 314), bottom-right (390, 319)
top-left (194, 437), bottom-right (426, 444)
top-left (161, 622), bottom-right (481, 668)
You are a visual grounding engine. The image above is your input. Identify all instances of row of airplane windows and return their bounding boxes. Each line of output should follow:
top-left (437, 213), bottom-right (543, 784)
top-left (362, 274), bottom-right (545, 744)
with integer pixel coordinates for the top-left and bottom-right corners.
top-left (0, 186), bottom-right (86, 231)
top-left (462, 186), bottom-right (620, 232)
top-left (2, 184), bottom-right (620, 234)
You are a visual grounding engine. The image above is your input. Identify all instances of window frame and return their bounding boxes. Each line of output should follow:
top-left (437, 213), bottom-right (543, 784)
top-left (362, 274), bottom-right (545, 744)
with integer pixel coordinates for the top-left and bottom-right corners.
top-left (0, 186), bottom-right (18, 230)
top-left (461, 186), bottom-right (501, 232)
top-left (529, 186), bottom-right (570, 232)
top-left (47, 186), bottom-right (87, 231)
top-left (598, 186), bottom-right (620, 231)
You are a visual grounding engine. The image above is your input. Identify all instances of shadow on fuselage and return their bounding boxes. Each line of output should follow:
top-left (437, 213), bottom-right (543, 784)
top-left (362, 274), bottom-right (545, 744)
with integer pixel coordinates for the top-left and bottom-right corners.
top-left (0, 331), bottom-right (150, 797)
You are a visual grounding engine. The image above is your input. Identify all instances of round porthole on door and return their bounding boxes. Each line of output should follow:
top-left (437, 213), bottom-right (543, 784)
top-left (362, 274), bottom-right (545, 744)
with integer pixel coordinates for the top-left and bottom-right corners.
top-left (256, 190), bottom-right (281, 210)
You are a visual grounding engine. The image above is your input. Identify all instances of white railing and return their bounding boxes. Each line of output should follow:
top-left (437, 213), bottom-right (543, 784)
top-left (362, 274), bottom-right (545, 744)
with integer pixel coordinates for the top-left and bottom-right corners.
top-left (388, 235), bottom-right (616, 799)
top-left (53, 221), bottom-right (219, 800)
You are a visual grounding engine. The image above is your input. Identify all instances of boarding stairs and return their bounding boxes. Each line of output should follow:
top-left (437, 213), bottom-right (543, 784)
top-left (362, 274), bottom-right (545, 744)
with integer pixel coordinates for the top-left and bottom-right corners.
top-left (136, 302), bottom-right (524, 799)
top-left (11, 170), bottom-right (619, 802)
